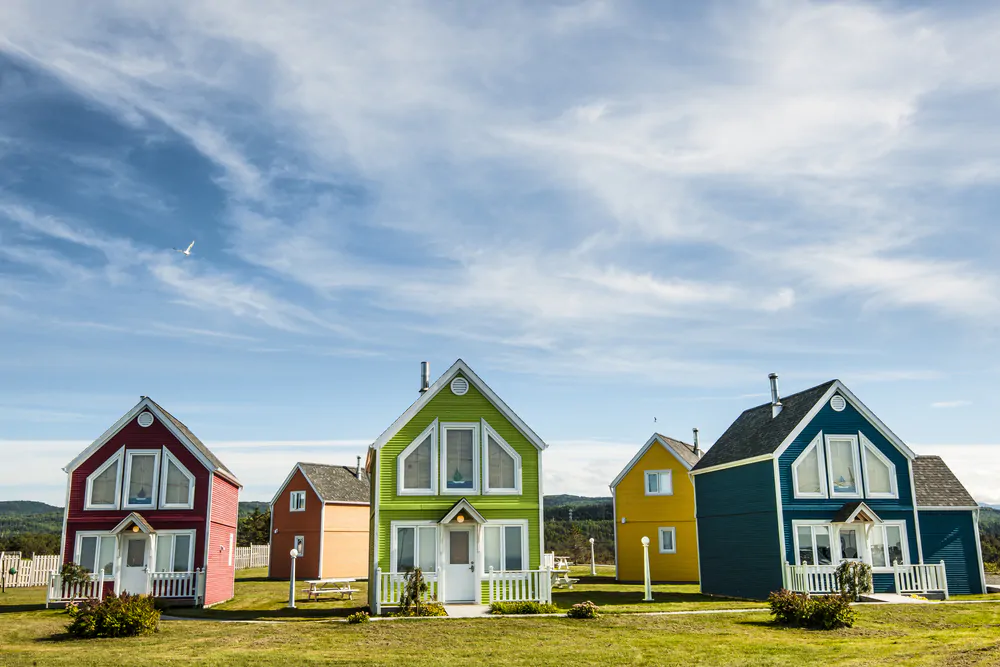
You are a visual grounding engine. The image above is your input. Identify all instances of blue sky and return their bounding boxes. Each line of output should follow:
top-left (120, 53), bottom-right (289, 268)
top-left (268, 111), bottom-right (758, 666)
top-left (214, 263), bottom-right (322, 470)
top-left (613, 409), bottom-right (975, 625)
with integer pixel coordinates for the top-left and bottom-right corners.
top-left (2, 1), bottom-right (999, 506)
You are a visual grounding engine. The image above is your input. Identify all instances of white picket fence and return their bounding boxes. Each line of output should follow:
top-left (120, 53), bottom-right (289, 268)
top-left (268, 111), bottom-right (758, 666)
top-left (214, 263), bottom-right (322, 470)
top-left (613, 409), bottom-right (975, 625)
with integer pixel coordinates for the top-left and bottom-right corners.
top-left (234, 544), bottom-right (269, 570)
top-left (374, 569), bottom-right (439, 615)
top-left (894, 561), bottom-right (948, 598)
top-left (783, 563), bottom-right (839, 595)
top-left (0, 552), bottom-right (61, 588)
top-left (487, 568), bottom-right (553, 605)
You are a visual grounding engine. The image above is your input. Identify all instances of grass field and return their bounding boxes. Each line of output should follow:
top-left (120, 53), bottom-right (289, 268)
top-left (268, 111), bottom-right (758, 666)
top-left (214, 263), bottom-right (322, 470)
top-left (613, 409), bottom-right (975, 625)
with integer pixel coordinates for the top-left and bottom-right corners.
top-left (2, 569), bottom-right (999, 666)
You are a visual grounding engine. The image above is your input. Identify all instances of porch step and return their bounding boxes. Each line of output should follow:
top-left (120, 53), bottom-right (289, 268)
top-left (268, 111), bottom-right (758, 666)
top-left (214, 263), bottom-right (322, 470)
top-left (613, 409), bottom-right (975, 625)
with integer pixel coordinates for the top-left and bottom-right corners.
top-left (443, 604), bottom-right (490, 618)
top-left (987, 585), bottom-right (1000, 594)
top-left (860, 593), bottom-right (933, 604)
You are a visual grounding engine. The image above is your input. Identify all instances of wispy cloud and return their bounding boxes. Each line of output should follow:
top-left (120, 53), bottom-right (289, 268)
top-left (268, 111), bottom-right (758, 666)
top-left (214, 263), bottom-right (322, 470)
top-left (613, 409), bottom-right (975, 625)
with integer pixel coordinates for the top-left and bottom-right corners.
top-left (930, 400), bottom-right (971, 409)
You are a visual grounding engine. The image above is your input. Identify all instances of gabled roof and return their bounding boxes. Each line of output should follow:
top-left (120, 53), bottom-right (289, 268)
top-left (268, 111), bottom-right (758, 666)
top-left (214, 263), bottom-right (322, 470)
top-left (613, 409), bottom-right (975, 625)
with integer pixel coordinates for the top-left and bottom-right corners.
top-left (270, 463), bottom-right (370, 506)
top-left (64, 397), bottom-right (241, 487)
top-left (439, 498), bottom-right (487, 524)
top-left (610, 433), bottom-right (702, 489)
top-left (912, 456), bottom-right (978, 508)
top-left (831, 501), bottom-right (882, 524)
top-left (111, 512), bottom-right (155, 535)
top-left (691, 379), bottom-right (915, 472)
top-left (370, 359), bottom-right (547, 451)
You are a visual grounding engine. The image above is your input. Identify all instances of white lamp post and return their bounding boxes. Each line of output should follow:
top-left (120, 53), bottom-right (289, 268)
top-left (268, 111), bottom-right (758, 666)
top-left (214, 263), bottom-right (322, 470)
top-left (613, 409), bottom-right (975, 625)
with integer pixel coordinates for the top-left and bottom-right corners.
top-left (589, 537), bottom-right (596, 576)
top-left (641, 536), bottom-right (653, 601)
top-left (288, 548), bottom-right (299, 609)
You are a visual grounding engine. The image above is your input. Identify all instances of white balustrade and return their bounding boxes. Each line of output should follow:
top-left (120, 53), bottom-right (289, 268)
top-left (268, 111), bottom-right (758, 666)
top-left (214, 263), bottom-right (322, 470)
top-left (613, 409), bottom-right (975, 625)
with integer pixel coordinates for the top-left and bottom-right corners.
top-left (783, 563), bottom-right (839, 595)
top-left (148, 569), bottom-right (203, 599)
top-left (894, 561), bottom-right (948, 599)
top-left (45, 572), bottom-right (106, 608)
top-left (374, 569), bottom-right (439, 614)
top-left (487, 569), bottom-right (553, 605)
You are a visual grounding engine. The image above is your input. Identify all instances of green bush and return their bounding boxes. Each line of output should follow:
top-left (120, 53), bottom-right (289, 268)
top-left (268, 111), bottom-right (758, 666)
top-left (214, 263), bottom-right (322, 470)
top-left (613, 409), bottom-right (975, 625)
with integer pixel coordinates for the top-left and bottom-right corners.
top-left (489, 601), bottom-right (559, 615)
top-left (768, 589), bottom-right (855, 630)
top-left (566, 601), bottom-right (600, 619)
top-left (346, 611), bottom-right (370, 624)
top-left (390, 602), bottom-right (447, 617)
top-left (59, 562), bottom-right (93, 588)
top-left (66, 592), bottom-right (160, 638)
top-left (835, 561), bottom-right (873, 601)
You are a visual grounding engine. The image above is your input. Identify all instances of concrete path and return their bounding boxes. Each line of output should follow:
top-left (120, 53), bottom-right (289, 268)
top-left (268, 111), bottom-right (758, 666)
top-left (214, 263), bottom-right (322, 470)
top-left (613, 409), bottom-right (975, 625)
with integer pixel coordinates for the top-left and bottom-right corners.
top-left (860, 593), bottom-right (932, 604)
top-left (444, 604), bottom-right (491, 617)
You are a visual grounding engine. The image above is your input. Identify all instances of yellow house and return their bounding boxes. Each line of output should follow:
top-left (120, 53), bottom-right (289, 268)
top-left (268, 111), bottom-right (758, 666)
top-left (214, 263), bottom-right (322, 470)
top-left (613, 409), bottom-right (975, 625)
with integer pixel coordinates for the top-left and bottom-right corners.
top-left (610, 431), bottom-right (702, 583)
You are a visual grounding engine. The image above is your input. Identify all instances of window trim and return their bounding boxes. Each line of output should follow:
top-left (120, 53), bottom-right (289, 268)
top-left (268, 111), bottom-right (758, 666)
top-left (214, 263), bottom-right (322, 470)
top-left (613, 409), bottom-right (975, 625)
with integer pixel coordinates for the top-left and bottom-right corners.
top-left (658, 527), bottom-right (677, 554)
top-left (74, 531), bottom-right (117, 578)
top-left (159, 449), bottom-right (196, 510)
top-left (644, 470), bottom-right (673, 496)
top-left (397, 420), bottom-right (438, 496)
top-left (84, 448), bottom-right (124, 510)
top-left (154, 530), bottom-right (196, 573)
top-left (440, 422), bottom-right (480, 495)
top-left (868, 521), bottom-right (910, 571)
top-left (824, 435), bottom-right (862, 498)
top-left (483, 520), bottom-right (530, 572)
top-left (791, 520), bottom-right (909, 572)
top-left (122, 449), bottom-right (162, 510)
top-left (860, 434), bottom-right (898, 499)
top-left (481, 419), bottom-right (521, 495)
top-left (791, 432), bottom-right (827, 499)
top-left (289, 490), bottom-right (307, 512)
top-left (389, 520), bottom-right (439, 574)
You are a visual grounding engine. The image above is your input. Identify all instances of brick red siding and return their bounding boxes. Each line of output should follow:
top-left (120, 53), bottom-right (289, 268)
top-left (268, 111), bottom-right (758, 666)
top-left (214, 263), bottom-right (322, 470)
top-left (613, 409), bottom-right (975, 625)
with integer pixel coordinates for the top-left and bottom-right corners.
top-left (269, 468), bottom-right (323, 580)
top-left (204, 473), bottom-right (240, 606)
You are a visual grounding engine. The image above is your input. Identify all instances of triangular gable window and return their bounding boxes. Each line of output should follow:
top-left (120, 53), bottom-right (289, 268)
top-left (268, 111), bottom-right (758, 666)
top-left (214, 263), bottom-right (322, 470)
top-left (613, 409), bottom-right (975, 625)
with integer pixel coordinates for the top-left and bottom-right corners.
top-left (160, 449), bottom-right (196, 509)
top-left (85, 448), bottom-right (123, 510)
top-left (792, 433), bottom-right (826, 498)
top-left (861, 434), bottom-right (897, 499)
top-left (397, 420), bottom-right (437, 496)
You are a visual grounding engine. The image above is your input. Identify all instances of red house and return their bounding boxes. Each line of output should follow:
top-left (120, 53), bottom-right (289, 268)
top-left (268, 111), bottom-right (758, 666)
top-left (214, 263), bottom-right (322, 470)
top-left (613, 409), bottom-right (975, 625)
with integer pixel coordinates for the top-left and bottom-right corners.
top-left (49, 397), bottom-right (241, 608)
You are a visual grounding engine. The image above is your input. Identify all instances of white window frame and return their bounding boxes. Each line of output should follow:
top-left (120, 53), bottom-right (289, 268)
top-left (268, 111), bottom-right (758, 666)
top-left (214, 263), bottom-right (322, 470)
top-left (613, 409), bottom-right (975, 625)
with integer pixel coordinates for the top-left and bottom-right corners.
top-left (824, 435), bottom-right (862, 499)
top-left (389, 521), bottom-right (439, 574)
top-left (860, 433), bottom-right (898, 499)
top-left (868, 521), bottom-right (910, 571)
top-left (481, 419), bottom-right (521, 495)
top-left (293, 535), bottom-right (304, 558)
top-left (289, 490), bottom-right (307, 512)
top-left (159, 449), bottom-right (196, 510)
top-left (122, 449), bottom-right (161, 510)
top-left (644, 470), bottom-right (673, 496)
top-left (791, 433), bottom-right (827, 499)
top-left (74, 531), bottom-right (117, 578)
top-left (791, 521), bottom-right (835, 566)
top-left (84, 447), bottom-right (124, 510)
top-left (483, 520), bottom-right (529, 572)
top-left (397, 420), bottom-right (438, 496)
top-left (658, 527), bottom-right (677, 554)
top-left (440, 422), bottom-right (480, 495)
top-left (154, 530), bottom-right (196, 573)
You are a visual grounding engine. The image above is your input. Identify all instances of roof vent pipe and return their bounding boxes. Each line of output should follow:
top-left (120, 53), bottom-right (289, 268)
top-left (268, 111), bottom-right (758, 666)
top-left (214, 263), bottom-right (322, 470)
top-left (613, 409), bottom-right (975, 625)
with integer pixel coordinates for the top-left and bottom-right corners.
top-left (356, 455), bottom-right (363, 479)
top-left (769, 373), bottom-right (782, 418)
top-left (419, 361), bottom-right (430, 394)
top-left (692, 428), bottom-right (700, 455)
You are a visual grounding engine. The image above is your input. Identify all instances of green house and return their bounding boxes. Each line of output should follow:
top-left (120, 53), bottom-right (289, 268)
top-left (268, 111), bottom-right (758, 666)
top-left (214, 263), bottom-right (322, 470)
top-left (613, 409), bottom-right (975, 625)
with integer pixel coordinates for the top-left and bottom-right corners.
top-left (366, 360), bottom-right (548, 611)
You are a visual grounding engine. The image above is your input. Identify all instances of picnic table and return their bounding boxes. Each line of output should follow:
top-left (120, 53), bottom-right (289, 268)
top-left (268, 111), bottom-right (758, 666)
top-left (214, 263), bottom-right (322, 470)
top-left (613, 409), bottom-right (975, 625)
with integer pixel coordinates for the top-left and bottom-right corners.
top-left (550, 556), bottom-right (579, 589)
top-left (303, 578), bottom-right (359, 601)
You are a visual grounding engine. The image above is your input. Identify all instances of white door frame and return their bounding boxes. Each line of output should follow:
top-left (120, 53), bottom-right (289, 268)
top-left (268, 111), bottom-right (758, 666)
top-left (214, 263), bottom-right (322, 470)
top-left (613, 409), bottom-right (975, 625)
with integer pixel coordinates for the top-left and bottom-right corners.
top-left (442, 525), bottom-right (479, 603)
top-left (117, 533), bottom-right (151, 595)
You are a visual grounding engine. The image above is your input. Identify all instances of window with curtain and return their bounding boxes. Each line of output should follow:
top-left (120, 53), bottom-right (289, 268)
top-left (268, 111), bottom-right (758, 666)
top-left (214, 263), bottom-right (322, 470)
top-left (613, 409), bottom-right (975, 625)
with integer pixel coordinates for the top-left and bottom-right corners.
top-left (290, 490), bottom-right (306, 511)
top-left (793, 442), bottom-right (823, 496)
top-left (402, 436), bottom-right (432, 490)
top-left (155, 533), bottom-right (194, 572)
top-left (78, 534), bottom-right (116, 575)
top-left (484, 524), bottom-right (525, 571)
top-left (863, 443), bottom-right (895, 496)
top-left (126, 453), bottom-right (157, 506)
top-left (487, 435), bottom-right (517, 490)
top-left (445, 429), bottom-right (474, 490)
top-left (89, 459), bottom-right (119, 507)
top-left (395, 526), bottom-right (437, 572)
top-left (827, 438), bottom-right (859, 495)
top-left (163, 458), bottom-right (193, 506)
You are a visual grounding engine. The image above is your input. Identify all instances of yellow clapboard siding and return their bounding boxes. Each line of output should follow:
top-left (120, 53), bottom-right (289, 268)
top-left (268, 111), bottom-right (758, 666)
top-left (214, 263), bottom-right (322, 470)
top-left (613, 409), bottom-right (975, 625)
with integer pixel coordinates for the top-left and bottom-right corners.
top-left (613, 437), bottom-right (700, 583)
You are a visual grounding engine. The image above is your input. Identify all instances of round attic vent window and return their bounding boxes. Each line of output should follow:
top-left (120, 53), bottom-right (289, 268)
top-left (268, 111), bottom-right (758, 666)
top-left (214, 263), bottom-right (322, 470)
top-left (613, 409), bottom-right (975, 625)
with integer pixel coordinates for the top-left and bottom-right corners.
top-left (450, 377), bottom-right (469, 396)
top-left (137, 411), bottom-right (155, 427)
top-left (830, 395), bottom-right (846, 412)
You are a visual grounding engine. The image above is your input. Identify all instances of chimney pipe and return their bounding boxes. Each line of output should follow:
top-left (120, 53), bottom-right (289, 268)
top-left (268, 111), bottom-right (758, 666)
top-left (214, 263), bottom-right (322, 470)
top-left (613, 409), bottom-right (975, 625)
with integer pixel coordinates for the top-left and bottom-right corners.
top-left (692, 428), bottom-right (700, 455)
top-left (769, 373), bottom-right (782, 417)
top-left (419, 361), bottom-right (430, 394)
top-left (356, 455), bottom-right (362, 479)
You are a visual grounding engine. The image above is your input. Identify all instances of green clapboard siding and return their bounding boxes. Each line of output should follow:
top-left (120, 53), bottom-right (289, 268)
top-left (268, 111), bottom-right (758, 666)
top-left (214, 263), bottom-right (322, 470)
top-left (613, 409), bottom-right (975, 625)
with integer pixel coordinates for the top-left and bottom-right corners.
top-left (918, 510), bottom-right (984, 595)
top-left (695, 461), bottom-right (783, 600)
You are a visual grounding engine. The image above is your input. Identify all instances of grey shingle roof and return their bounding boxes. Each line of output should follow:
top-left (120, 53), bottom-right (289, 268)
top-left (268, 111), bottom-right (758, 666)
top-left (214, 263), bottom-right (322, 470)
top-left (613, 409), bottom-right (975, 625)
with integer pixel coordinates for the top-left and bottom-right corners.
top-left (912, 456), bottom-right (977, 507)
top-left (655, 433), bottom-right (702, 468)
top-left (298, 463), bottom-right (370, 504)
top-left (692, 380), bottom-right (838, 471)
top-left (146, 398), bottom-right (240, 485)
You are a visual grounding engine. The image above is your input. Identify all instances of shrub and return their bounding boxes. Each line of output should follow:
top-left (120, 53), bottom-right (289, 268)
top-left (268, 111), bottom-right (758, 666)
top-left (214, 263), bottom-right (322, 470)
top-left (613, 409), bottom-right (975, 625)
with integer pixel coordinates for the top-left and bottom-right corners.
top-left (59, 562), bottom-right (92, 588)
top-left (66, 592), bottom-right (160, 638)
top-left (398, 568), bottom-right (431, 616)
top-left (768, 589), bottom-right (855, 630)
top-left (566, 601), bottom-right (600, 619)
top-left (835, 561), bottom-right (873, 601)
top-left (346, 611), bottom-right (370, 624)
top-left (489, 601), bottom-right (559, 615)
top-left (390, 602), bottom-right (447, 617)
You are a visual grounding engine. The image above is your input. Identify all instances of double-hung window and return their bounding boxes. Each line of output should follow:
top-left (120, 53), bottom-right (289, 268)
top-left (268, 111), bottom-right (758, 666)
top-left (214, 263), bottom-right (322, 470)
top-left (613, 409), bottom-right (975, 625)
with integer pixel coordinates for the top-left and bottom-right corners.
top-left (160, 450), bottom-right (195, 509)
top-left (290, 490), bottom-right (306, 511)
top-left (482, 420), bottom-right (520, 494)
top-left (644, 470), bottom-right (672, 496)
top-left (484, 523), bottom-right (526, 571)
top-left (394, 525), bottom-right (438, 573)
top-left (398, 421), bottom-right (437, 495)
top-left (869, 523), bottom-right (908, 568)
top-left (825, 436), bottom-right (861, 497)
top-left (155, 532), bottom-right (195, 572)
top-left (658, 527), bottom-right (677, 554)
top-left (76, 533), bottom-right (116, 576)
top-left (441, 423), bottom-right (478, 494)
top-left (795, 524), bottom-right (833, 566)
top-left (123, 450), bottom-right (160, 509)
top-left (85, 450), bottom-right (123, 510)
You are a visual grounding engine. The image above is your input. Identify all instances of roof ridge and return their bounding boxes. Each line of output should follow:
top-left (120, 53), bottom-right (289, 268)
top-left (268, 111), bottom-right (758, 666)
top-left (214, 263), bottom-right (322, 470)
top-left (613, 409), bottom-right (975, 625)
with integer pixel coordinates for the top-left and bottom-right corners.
top-left (744, 379), bottom-right (839, 411)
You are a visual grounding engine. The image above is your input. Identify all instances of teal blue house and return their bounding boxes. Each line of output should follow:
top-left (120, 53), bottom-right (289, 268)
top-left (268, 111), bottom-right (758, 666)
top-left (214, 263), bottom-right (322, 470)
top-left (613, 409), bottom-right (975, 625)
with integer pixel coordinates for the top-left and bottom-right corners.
top-left (691, 376), bottom-right (986, 600)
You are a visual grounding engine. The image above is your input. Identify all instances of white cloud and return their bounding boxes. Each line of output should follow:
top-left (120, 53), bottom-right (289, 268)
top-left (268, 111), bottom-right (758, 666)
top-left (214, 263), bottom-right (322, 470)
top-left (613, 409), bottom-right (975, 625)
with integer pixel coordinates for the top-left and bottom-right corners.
top-left (930, 400), bottom-right (971, 409)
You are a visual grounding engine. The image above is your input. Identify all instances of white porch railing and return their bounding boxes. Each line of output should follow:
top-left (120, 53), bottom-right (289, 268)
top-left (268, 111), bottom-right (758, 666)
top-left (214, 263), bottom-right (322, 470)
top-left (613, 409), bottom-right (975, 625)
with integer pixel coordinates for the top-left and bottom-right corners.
top-left (148, 569), bottom-right (205, 601)
top-left (487, 568), bottom-right (553, 605)
top-left (783, 563), bottom-right (839, 595)
top-left (46, 572), bottom-right (106, 608)
top-left (374, 569), bottom-right (439, 615)
top-left (234, 545), bottom-right (269, 570)
top-left (894, 561), bottom-right (948, 599)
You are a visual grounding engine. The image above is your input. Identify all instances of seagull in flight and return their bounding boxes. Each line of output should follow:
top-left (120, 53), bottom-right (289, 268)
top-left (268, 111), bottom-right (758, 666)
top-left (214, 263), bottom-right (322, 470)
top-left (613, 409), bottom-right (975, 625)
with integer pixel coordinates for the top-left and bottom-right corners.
top-left (173, 240), bottom-right (195, 256)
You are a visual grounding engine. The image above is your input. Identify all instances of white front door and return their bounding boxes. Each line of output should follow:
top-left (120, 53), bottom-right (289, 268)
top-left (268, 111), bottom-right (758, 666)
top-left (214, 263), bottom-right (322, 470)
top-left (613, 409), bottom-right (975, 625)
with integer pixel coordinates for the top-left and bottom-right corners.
top-left (119, 535), bottom-right (150, 595)
top-left (444, 527), bottom-right (476, 602)
top-left (837, 525), bottom-right (865, 562)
